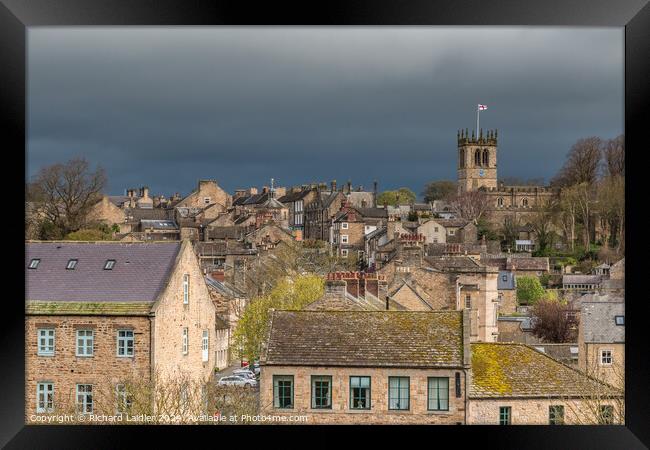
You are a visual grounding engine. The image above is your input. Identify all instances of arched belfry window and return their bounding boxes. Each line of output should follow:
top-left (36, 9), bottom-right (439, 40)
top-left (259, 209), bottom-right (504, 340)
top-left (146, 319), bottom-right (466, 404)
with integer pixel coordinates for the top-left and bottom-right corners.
top-left (482, 149), bottom-right (489, 166)
top-left (497, 197), bottom-right (504, 207)
top-left (474, 149), bottom-right (482, 166)
top-left (460, 148), bottom-right (465, 168)
top-left (522, 198), bottom-right (529, 207)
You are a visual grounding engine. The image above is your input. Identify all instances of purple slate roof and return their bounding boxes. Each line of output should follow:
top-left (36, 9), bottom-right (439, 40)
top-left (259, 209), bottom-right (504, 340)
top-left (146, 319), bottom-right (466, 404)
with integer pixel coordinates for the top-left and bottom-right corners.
top-left (26, 242), bottom-right (181, 303)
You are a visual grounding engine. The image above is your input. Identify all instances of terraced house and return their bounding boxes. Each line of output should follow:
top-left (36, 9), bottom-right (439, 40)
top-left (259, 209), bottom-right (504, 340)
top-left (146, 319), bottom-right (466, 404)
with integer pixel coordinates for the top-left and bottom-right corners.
top-left (25, 240), bottom-right (217, 420)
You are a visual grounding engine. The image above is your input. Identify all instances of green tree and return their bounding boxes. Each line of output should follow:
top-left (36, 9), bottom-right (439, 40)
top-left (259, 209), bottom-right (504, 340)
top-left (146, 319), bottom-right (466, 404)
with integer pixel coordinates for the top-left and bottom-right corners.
top-left (65, 227), bottom-right (114, 241)
top-left (377, 188), bottom-right (416, 206)
top-left (422, 180), bottom-right (456, 203)
top-left (232, 274), bottom-right (324, 362)
top-left (516, 276), bottom-right (546, 305)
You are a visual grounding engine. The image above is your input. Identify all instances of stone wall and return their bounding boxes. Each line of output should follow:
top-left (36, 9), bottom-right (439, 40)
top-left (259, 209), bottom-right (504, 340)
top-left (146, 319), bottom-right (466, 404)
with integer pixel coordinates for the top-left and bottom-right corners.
top-left (86, 196), bottom-right (127, 228)
top-left (468, 398), bottom-right (621, 424)
top-left (579, 343), bottom-right (624, 389)
top-left (260, 365), bottom-right (468, 424)
top-left (498, 289), bottom-right (517, 315)
top-left (25, 315), bottom-right (151, 420)
top-left (151, 240), bottom-right (217, 383)
top-left (176, 180), bottom-right (231, 209)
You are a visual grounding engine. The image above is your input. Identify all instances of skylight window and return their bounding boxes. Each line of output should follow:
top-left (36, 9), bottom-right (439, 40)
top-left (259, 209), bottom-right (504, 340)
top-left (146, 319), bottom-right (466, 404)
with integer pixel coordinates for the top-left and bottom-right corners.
top-left (66, 259), bottom-right (78, 270)
top-left (104, 259), bottom-right (116, 270)
top-left (28, 259), bottom-right (40, 269)
top-left (615, 315), bottom-right (624, 326)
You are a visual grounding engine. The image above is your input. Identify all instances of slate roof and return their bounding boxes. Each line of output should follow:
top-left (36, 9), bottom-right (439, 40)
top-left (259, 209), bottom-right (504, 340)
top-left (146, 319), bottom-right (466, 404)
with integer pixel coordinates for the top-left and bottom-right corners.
top-left (278, 190), bottom-right (311, 203)
top-left (262, 310), bottom-right (464, 368)
top-left (207, 226), bottom-right (245, 240)
top-left (424, 256), bottom-right (484, 271)
top-left (436, 218), bottom-right (471, 228)
top-left (25, 241), bottom-right (181, 303)
top-left (195, 242), bottom-right (228, 256)
top-left (581, 301), bottom-right (625, 343)
top-left (530, 343), bottom-right (579, 366)
top-left (140, 219), bottom-right (179, 230)
top-left (497, 271), bottom-right (516, 290)
top-left (125, 207), bottom-right (174, 222)
top-left (355, 207), bottom-right (387, 219)
top-left (470, 343), bottom-right (620, 399)
top-left (563, 274), bottom-right (602, 285)
top-left (304, 293), bottom-right (380, 311)
top-left (507, 257), bottom-right (549, 272)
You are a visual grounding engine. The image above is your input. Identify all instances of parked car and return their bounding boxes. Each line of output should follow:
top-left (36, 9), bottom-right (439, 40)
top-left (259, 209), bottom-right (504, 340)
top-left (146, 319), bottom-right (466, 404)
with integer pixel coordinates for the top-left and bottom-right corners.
top-left (218, 376), bottom-right (257, 387)
top-left (251, 363), bottom-right (260, 376)
top-left (233, 368), bottom-right (256, 379)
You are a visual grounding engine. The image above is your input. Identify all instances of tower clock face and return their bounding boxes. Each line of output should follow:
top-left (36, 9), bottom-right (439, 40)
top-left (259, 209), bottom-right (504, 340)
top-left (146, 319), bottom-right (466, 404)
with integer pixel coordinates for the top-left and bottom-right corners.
top-left (479, 169), bottom-right (485, 177)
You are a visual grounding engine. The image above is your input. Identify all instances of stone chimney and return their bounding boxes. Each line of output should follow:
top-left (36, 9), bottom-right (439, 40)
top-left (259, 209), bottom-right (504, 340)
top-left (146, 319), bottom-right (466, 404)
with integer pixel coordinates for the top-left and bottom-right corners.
top-left (347, 180), bottom-right (352, 194)
top-left (331, 180), bottom-right (337, 192)
top-left (373, 180), bottom-right (378, 207)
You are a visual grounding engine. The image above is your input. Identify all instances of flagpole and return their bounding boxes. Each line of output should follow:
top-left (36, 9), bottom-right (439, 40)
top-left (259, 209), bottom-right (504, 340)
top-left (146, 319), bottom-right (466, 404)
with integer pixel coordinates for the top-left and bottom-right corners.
top-left (476, 105), bottom-right (480, 138)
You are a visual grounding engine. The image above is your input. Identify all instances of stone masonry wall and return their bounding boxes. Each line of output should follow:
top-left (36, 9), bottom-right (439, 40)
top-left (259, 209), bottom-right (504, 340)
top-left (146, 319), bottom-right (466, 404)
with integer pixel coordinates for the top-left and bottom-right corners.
top-left (25, 315), bottom-right (151, 420)
top-left (260, 365), bottom-right (468, 424)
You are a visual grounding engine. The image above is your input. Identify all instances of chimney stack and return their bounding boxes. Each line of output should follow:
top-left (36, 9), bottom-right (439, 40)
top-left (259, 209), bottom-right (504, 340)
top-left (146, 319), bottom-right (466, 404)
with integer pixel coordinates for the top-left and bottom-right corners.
top-left (347, 180), bottom-right (352, 194)
top-left (331, 180), bottom-right (337, 192)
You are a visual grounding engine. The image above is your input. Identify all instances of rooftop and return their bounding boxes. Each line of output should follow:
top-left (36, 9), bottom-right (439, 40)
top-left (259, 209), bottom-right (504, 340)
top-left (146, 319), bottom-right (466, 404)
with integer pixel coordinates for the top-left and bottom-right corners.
top-left (581, 301), bottom-right (625, 343)
top-left (470, 343), bottom-right (620, 399)
top-left (262, 310), bottom-right (464, 368)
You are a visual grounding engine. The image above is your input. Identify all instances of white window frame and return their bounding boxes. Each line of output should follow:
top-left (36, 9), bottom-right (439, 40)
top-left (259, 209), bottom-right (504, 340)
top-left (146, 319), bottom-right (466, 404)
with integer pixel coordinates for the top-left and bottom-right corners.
top-left (341, 249), bottom-right (348, 258)
top-left (104, 259), bottom-right (116, 270)
top-left (182, 327), bottom-right (189, 355)
top-left (76, 384), bottom-right (93, 414)
top-left (202, 330), bottom-right (209, 362)
top-left (116, 384), bottom-right (132, 414)
top-left (117, 330), bottom-right (134, 357)
top-left (29, 258), bottom-right (40, 269)
top-left (448, 229), bottom-right (455, 235)
top-left (183, 273), bottom-right (190, 304)
top-left (76, 329), bottom-right (94, 357)
top-left (600, 349), bottom-right (613, 366)
top-left (341, 222), bottom-right (349, 229)
top-left (36, 382), bottom-right (54, 413)
top-left (341, 235), bottom-right (349, 244)
top-left (37, 328), bottom-right (55, 356)
top-left (66, 259), bottom-right (78, 270)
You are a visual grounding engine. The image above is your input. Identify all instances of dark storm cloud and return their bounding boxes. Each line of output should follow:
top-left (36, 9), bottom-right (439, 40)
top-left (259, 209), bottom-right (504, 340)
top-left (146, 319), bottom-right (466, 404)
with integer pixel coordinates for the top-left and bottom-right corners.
top-left (27, 27), bottom-right (623, 197)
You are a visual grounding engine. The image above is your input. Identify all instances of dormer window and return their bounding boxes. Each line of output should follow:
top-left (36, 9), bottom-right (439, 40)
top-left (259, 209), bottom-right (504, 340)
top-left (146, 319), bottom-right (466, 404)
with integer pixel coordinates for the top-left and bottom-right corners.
top-left (615, 315), bottom-right (624, 326)
top-left (66, 259), bottom-right (78, 270)
top-left (104, 259), bottom-right (116, 270)
top-left (29, 259), bottom-right (40, 269)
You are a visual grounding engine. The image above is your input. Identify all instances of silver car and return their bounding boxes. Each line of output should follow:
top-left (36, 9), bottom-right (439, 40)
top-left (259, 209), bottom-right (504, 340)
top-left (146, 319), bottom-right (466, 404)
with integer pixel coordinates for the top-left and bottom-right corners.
top-left (232, 369), bottom-right (256, 379)
top-left (218, 375), bottom-right (258, 387)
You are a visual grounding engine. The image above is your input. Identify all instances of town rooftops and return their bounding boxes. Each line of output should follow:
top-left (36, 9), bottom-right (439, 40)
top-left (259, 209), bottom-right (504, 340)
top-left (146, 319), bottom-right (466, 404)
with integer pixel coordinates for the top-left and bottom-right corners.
top-left (25, 241), bottom-right (181, 303)
top-left (563, 274), bottom-right (602, 285)
top-left (423, 256), bottom-right (487, 272)
top-left (470, 343), bottom-right (620, 399)
top-left (207, 226), bottom-right (246, 240)
top-left (581, 301), bottom-right (625, 344)
top-left (262, 310), bottom-right (465, 368)
top-left (140, 219), bottom-right (178, 230)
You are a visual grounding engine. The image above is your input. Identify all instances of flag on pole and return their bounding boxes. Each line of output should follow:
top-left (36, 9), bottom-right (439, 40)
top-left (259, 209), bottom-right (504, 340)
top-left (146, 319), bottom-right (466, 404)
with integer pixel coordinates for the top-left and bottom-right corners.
top-left (478, 104), bottom-right (488, 111)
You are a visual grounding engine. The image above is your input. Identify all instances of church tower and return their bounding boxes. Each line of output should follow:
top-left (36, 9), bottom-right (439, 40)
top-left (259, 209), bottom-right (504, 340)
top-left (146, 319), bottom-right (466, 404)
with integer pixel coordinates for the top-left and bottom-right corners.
top-left (457, 128), bottom-right (498, 193)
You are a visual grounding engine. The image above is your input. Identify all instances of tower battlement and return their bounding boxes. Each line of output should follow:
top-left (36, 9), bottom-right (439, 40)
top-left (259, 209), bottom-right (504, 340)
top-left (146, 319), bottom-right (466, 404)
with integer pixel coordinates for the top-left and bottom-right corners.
top-left (457, 128), bottom-right (498, 145)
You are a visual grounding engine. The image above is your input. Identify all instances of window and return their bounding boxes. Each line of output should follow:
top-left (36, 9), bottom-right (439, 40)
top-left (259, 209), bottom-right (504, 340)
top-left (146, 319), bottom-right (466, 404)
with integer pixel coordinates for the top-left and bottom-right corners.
top-left (341, 222), bottom-right (348, 229)
top-left (350, 376), bottom-right (371, 410)
top-left (116, 384), bottom-right (132, 414)
top-left (183, 274), bottom-right (190, 304)
top-left (273, 375), bottom-right (294, 409)
top-left (76, 384), bottom-right (93, 414)
top-left (117, 330), bottom-right (134, 357)
top-left (474, 149), bottom-right (482, 166)
top-left (455, 372), bottom-right (461, 398)
top-left (341, 249), bottom-right (348, 258)
top-left (341, 235), bottom-right (349, 244)
top-left (29, 258), bottom-right (40, 269)
top-left (522, 198), bottom-right (529, 207)
top-left (600, 349), bottom-right (612, 365)
top-left (482, 149), bottom-right (489, 166)
top-left (599, 405), bottom-right (614, 424)
top-left (295, 200), bottom-right (303, 212)
top-left (36, 382), bottom-right (54, 413)
top-left (202, 330), bottom-right (209, 362)
top-left (497, 197), bottom-right (504, 207)
top-left (465, 294), bottom-right (471, 309)
top-left (388, 377), bottom-right (410, 410)
top-left (615, 315), bottom-right (624, 326)
top-left (499, 406), bottom-right (511, 425)
top-left (427, 377), bottom-right (449, 411)
top-left (311, 376), bottom-right (332, 409)
top-left (459, 148), bottom-right (465, 168)
top-left (66, 259), bottom-right (78, 270)
top-left (502, 274), bottom-right (508, 282)
top-left (182, 328), bottom-right (189, 355)
top-left (449, 229), bottom-right (455, 235)
top-left (203, 197), bottom-right (211, 204)
top-left (434, 226), bottom-right (439, 232)
top-left (104, 259), bottom-right (116, 270)
top-left (37, 329), bottom-right (55, 356)
top-left (76, 330), bottom-right (94, 357)
top-left (549, 405), bottom-right (564, 425)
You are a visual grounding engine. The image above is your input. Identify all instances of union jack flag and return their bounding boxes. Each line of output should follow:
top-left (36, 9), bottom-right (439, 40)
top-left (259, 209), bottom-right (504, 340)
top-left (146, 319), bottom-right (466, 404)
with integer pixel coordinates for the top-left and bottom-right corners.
top-left (478, 104), bottom-right (488, 111)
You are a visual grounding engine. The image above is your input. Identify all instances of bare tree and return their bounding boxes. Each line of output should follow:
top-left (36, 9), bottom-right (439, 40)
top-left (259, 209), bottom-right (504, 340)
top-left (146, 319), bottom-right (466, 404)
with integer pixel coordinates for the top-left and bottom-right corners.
top-left (449, 190), bottom-right (488, 224)
top-left (531, 298), bottom-right (578, 343)
top-left (552, 137), bottom-right (602, 187)
top-left (597, 175), bottom-right (625, 254)
top-left (602, 134), bottom-right (624, 178)
top-left (528, 201), bottom-right (559, 254)
top-left (28, 158), bottom-right (107, 238)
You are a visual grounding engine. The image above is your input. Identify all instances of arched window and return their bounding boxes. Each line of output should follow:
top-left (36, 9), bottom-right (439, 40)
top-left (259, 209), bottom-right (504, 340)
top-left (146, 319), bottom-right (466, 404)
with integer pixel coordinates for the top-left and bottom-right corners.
top-left (474, 149), bottom-right (482, 166)
top-left (459, 148), bottom-right (465, 168)
top-left (522, 198), bottom-right (529, 207)
top-left (497, 197), bottom-right (503, 207)
top-left (482, 149), bottom-right (489, 166)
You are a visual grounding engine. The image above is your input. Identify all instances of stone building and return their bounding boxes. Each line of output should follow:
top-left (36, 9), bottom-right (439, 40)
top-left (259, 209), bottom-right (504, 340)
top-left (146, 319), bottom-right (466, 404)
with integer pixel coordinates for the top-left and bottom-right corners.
top-left (25, 240), bottom-right (218, 420)
top-left (175, 179), bottom-right (231, 211)
top-left (277, 187), bottom-right (319, 241)
top-left (260, 310), bottom-right (471, 424)
top-left (331, 204), bottom-right (388, 261)
top-left (468, 343), bottom-right (622, 424)
top-left (304, 185), bottom-right (346, 242)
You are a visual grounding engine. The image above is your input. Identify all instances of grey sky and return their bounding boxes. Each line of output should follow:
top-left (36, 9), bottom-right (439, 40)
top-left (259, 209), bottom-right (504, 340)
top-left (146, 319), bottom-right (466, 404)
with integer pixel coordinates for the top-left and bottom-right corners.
top-left (27, 27), bottom-right (623, 198)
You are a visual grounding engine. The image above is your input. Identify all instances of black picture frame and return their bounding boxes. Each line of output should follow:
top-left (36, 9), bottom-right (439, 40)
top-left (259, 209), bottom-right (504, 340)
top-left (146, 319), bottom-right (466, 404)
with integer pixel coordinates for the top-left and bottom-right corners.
top-left (2, 0), bottom-right (648, 447)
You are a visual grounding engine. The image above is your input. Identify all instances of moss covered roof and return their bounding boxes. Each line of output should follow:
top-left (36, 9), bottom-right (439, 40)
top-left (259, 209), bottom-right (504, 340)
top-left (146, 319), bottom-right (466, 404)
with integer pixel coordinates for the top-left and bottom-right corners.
top-left (263, 310), bottom-right (464, 368)
top-left (470, 343), bottom-right (621, 399)
top-left (26, 301), bottom-right (152, 316)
